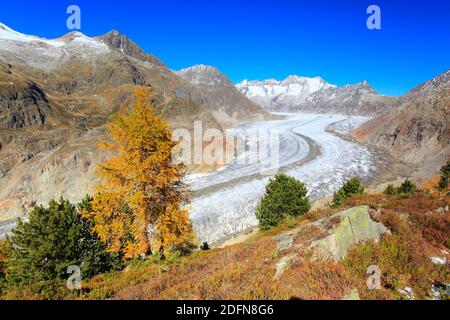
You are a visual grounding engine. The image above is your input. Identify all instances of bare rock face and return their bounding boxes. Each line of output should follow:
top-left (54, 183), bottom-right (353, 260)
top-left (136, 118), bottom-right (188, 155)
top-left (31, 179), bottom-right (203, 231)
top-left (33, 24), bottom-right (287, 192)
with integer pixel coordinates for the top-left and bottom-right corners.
top-left (0, 80), bottom-right (49, 128)
top-left (176, 65), bottom-right (274, 124)
top-left (274, 254), bottom-right (298, 280)
top-left (0, 65), bottom-right (50, 129)
top-left (274, 228), bottom-right (300, 251)
top-left (353, 69), bottom-right (450, 175)
top-left (0, 127), bottom-right (109, 220)
top-left (272, 206), bottom-right (387, 279)
top-left (298, 82), bottom-right (399, 116)
top-left (309, 206), bottom-right (387, 261)
top-left (96, 30), bottom-right (166, 67)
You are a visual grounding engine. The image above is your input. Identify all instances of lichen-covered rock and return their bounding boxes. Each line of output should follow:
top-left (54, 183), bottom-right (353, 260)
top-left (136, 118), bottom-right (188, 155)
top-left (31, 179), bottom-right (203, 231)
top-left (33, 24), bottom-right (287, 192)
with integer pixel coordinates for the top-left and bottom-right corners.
top-left (274, 228), bottom-right (300, 251)
top-left (309, 206), bottom-right (387, 261)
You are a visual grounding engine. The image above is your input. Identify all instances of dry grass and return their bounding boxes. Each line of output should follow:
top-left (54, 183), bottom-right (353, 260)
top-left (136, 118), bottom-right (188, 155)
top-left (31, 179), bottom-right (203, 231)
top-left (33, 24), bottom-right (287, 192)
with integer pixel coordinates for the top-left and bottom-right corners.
top-left (113, 236), bottom-right (355, 300)
top-left (114, 237), bottom-right (282, 300)
top-left (1, 190), bottom-right (449, 300)
top-left (347, 191), bottom-right (450, 248)
top-left (343, 234), bottom-right (449, 300)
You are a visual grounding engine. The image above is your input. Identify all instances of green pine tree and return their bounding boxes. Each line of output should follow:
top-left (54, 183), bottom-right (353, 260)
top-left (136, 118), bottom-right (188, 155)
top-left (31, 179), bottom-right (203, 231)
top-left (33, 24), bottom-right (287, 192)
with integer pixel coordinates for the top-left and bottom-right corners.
top-left (0, 238), bottom-right (12, 293)
top-left (438, 159), bottom-right (450, 191)
top-left (256, 173), bottom-right (310, 230)
top-left (6, 197), bottom-right (119, 286)
top-left (384, 184), bottom-right (396, 195)
top-left (331, 188), bottom-right (348, 208)
top-left (331, 177), bottom-right (364, 208)
top-left (397, 179), bottom-right (417, 195)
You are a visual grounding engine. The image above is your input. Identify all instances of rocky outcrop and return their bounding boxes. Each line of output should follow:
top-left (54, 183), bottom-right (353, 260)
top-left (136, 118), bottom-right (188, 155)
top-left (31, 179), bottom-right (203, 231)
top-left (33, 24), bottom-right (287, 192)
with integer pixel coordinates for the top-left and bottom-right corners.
top-left (274, 254), bottom-right (298, 280)
top-left (298, 82), bottom-right (399, 116)
top-left (309, 206), bottom-right (387, 261)
top-left (97, 30), bottom-right (166, 67)
top-left (0, 74), bottom-right (50, 128)
top-left (274, 228), bottom-right (300, 251)
top-left (272, 206), bottom-right (387, 279)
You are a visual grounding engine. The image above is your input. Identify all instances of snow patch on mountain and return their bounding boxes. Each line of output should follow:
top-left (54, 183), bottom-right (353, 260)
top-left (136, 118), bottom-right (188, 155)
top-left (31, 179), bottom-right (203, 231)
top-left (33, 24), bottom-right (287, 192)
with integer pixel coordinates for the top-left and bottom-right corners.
top-left (0, 22), bottom-right (110, 70)
top-left (0, 23), bottom-right (65, 46)
top-left (237, 75), bottom-right (398, 116)
top-left (236, 76), bottom-right (336, 108)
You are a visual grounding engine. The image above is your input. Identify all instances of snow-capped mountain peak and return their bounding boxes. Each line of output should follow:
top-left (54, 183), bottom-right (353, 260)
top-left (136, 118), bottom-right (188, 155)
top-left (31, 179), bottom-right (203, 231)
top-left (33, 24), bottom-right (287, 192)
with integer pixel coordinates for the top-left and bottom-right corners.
top-left (236, 75), bottom-right (336, 108)
top-left (0, 23), bottom-right (114, 71)
top-left (0, 22), bottom-right (65, 46)
top-left (237, 76), bottom-right (398, 115)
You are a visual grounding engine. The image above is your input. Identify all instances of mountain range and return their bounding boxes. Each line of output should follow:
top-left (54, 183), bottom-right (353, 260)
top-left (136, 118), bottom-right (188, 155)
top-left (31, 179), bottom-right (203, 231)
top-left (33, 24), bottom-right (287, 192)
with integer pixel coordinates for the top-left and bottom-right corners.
top-left (0, 23), bottom-right (271, 220)
top-left (237, 76), bottom-right (399, 116)
top-left (237, 70), bottom-right (449, 178)
top-left (176, 65), bottom-right (270, 126)
top-left (0, 22), bottom-right (448, 222)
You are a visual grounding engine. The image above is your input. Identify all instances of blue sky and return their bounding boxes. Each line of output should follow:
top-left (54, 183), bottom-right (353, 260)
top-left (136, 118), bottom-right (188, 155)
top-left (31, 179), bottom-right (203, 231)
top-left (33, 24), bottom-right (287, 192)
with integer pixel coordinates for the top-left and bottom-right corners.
top-left (0, 0), bottom-right (449, 96)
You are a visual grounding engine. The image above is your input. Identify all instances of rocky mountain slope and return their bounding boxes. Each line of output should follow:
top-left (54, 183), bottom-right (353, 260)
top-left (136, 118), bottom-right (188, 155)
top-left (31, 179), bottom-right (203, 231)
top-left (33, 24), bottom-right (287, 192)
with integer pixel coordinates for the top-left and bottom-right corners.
top-left (237, 76), bottom-right (399, 116)
top-left (177, 65), bottom-right (272, 126)
top-left (0, 23), bottom-right (270, 221)
top-left (300, 81), bottom-right (399, 116)
top-left (353, 69), bottom-right (450, 176)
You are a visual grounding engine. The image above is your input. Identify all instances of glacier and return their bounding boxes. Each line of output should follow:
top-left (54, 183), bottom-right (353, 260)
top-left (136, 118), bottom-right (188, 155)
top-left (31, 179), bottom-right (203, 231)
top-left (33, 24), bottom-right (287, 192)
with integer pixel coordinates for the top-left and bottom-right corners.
top-left (189, 113), bottom-right (376, 245)
top-left (0, 114), bottom-right (376, 244)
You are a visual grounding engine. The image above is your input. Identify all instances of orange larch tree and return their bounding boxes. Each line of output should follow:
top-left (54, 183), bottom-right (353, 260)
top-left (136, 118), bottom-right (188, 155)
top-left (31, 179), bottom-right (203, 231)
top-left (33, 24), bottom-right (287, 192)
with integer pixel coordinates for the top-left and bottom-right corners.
top-left (84, 88), bottom-right (195, 260)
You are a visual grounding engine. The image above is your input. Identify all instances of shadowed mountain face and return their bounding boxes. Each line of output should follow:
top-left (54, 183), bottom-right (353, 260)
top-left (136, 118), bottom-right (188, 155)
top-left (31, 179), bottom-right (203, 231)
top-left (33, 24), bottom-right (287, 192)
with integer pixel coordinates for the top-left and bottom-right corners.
top-left (0, 24), bottom-right (271, 220)
top-left (353, 69), bottom-right (450, 176)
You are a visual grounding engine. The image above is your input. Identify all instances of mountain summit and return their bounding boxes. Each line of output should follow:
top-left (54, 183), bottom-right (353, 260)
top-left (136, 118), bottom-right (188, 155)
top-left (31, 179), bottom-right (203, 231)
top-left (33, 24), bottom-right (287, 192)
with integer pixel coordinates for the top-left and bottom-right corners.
top-left (96, 30), bottom-right (165, 67)
top-left (237, 76), bottom-right (398, 116)
top-left (176, 65), bottom-right (273, 124)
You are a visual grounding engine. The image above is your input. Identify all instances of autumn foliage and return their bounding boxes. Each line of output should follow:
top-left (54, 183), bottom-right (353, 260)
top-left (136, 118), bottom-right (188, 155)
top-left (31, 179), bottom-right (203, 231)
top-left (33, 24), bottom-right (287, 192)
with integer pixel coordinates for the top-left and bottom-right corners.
top-left (84, 88), bottom-right (195, 260)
